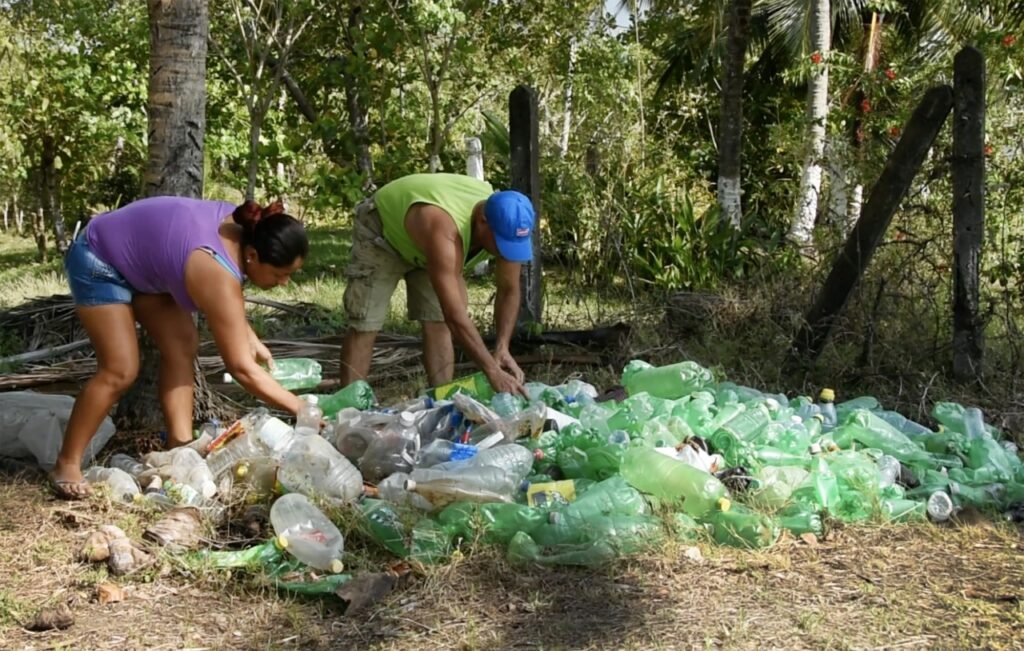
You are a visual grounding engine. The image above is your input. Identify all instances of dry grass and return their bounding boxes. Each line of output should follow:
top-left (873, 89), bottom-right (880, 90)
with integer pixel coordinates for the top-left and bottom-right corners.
top-left (1, 471), bottom-right (1020, 651)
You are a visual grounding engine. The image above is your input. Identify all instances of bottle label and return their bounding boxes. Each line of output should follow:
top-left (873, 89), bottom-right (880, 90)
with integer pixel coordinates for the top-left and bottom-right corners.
top-left (526, 480), bottom-right (576, 507)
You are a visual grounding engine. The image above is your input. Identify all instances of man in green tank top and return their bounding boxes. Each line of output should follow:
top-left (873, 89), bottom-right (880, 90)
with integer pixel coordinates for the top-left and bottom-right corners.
top-left (340, 173), bottom-right (535, 396)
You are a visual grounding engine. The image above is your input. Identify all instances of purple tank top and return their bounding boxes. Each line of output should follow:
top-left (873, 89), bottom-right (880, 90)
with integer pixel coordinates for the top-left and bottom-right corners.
top-left (87, 197), bottom-right (240, 312)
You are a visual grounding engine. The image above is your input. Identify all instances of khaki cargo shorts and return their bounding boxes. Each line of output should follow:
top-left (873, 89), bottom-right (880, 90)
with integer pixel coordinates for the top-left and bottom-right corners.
top-left (343, 198), bottom-right (443, 331)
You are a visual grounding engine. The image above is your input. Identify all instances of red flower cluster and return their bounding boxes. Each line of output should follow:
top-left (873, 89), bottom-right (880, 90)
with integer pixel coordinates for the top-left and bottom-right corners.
top-left (884, 68), bottom-right (896, 81)
top-left (889, 126), bottom-right (901, 138)
top-left (810, 52), bottom-right (823, 64)
top-left (984, 144), bottom-right (994, 156)
top-left (1003, 34), bottom-right (1016, 47)
top-left (860, 99), bottom-right (872, 114)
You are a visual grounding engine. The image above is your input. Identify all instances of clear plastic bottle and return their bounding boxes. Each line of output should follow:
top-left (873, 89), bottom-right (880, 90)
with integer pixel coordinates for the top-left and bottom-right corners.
top-left (926, 490), bottom-right (954, 522)
top-left (818, 388), bottom-right (838, 431)
top-left (108, 453), bottom-right (148, 478)
top-left (83, 466), bottom-right (140, 502)
top-left (278, 435), bottom-right (363, 504)
top-left (206, 414), bottom-right (294, 477)
top-left (405, 465), bottom-right (521, 508)
top-left (269, 493), bottom-right (345, 572)
top-left (416, 439), bottom-right (478, 468)
top-left (435, 444), bottom-right (534, 483)
top-left (877, 454), bottom-right (902, 488)
top-left (295, 395), bottom-right (323, 437)
top-left (359, 411), bottom-right (419, 482)
top-left (463, 402), bottom-right (547, 445)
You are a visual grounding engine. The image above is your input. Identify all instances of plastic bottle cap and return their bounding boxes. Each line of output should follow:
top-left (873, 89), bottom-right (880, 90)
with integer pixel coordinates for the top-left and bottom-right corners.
top-left (305, 395), bottom-right (320, 405)
top-left (235, 463), bottom-right (249, 478)
top-left (809, 443), bottom-right (823, 455)
top-left (276, 534), bottom-right (289, 549)
top-left (404, 479), bottom-right (417, 491)
top-left (819, 388), bottom-right (835, 402)
top-left (718, 497), bottom-right (732, 512)
top-left (330, 559), bottom-right (344, 573)
top-left (399, 411), bottom-right (416, 427)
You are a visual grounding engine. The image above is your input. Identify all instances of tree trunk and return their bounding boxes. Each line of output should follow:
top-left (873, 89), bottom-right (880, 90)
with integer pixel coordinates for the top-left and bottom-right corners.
top-left (119, 0), bottom-right (216, 432)
top-left (789, 0), bottom-right (831, 250)
top-left (142, 0), bottom-right (208, 198)
top-left (428, 82), bottom-right (443, 173)
top-left (40, 135), bottom-right (68, 255)
top-left (246, 113), bottom-right (262, 200)
top-left (825, 138), bottom-right (850, 229)
top-left (14, 195), bottom-right (23, 234)
top-left (344, 5), bottom-right (374, 189)
top-left (846, 12), bottom-right (884, 231)
top-left (717, 0), bottom-right (753, 229)
top-left (558, 37), bottom-right (578, 160)
top-left (509, 85), bottom-right (542, 328)
top-left (31, 208), bottom-right (47, 263)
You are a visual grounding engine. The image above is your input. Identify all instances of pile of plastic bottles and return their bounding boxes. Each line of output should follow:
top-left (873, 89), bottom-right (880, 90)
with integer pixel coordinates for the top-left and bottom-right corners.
top-left (82, 357), bottom-right (1024, 579)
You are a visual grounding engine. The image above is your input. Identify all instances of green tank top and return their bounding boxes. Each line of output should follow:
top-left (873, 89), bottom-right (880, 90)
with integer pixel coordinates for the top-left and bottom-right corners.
top-left (374, 173), bottom-right (493, 269)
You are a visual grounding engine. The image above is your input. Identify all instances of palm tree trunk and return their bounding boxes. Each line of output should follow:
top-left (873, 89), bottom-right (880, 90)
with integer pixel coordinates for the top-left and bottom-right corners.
top-left (717, 0), bottom-right (753, 229)
top-left (119, 0), bottom-right (219, 432)
top-left (559, 36), bottom-right (579, 160)
top-left (789, 0), bottom-right (831, 249)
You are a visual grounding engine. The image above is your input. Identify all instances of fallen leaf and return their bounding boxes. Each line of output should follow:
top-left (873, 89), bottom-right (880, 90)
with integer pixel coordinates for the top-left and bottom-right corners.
top-left (800, 533), bottom-right (820, 548)
top-left (97, 583), bottom-right (124, 605)
top-left (683, 546), bottom-right (704, 564)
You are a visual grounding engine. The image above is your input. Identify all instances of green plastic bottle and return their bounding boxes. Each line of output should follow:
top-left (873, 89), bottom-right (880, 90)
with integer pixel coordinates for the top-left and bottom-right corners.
top-left (227, 358), bottom-right (323, 391)
top-left (408, 517), bottom-right (454, 564)
top-left (792, 453), bottom-right (840, 514)
top-left (621, 359), bottom-right (714, 400)
top-left (200, 538), bottom-right (286, 569)
top-left (705, 504), bottom-right (779, 549)
top-left (557, 444), bottom-right (625, 481)
top-left (620, 447), bottom-right (730, 518)
top-left (776, 503), bottom-right (823, 536)
top-left (507, 531), bottom-right (619, 566)
top-left (428, 371), bottom-right (495, 402)
top-left (830, 411), bottom-right (934, 467)
top-left (881, 498), bottom-right (926, 522)
top-left (437, 502), bottom-right (548, 545)
top-left (359, 499), bottom-right (410, 557)
top-left (317, 380), bottom-right (377, 417)
top-left (556, 476), bottom-right (649, 525)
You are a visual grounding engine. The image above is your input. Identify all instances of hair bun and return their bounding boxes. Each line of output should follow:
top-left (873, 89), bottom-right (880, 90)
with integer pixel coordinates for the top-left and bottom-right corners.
top-left (233, 200), bottom-right (263, 229)
top-left (262, 199), bottom-right (285, 218)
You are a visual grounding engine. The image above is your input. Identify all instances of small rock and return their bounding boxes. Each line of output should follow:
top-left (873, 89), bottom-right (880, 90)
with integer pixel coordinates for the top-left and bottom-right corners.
top-left (96, 583), bottom-right (124, 605)
top-left (800, 533), bottom-right (820, 548)
top-left (683, 546), bottom-right (704, 564)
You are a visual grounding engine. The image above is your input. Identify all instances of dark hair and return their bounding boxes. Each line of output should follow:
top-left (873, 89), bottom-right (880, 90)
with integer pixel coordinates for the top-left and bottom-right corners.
top-left (232, 200), bottom-right (309, 266)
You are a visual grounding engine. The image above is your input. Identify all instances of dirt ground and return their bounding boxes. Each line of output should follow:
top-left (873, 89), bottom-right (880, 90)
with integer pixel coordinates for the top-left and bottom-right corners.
top-left (0, 469), bottom-right (1021, 651)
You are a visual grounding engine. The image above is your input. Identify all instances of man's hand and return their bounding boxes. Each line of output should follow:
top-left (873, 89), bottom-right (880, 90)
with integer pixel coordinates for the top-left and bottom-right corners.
top-left (493, 349), bottom-right (525, 383)
top-left (485, 365), bottom-right (527, 398)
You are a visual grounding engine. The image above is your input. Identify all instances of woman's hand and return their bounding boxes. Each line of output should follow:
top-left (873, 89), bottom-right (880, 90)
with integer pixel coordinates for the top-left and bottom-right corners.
top-left (250, 336), bottom-right (275, 369)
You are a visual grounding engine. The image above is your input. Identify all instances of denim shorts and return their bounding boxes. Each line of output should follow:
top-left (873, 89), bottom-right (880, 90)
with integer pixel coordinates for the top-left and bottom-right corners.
top-left (65, 229), bottom-right (134, 306)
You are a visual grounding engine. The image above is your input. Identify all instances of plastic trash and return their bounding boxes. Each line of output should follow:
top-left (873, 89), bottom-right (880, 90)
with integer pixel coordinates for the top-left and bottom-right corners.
top-left (83, 466), bottom-right (140, 503)
top-left (705, 503), bottom-right (778, 549)
top-left (226, 358), bottom-right (322, 391)
top-left (269, 493), bottom-right (345, 572)
top-left (317, 380), bottom-right (377, 417)
top-left (359, 498), bottom-right (410, 557)
top-left (294, 396), bottom-right (323, 437)
top-left (927, 490), bottom-right (954, 522)
top-left (108, 453), bottom-right (148, 479)
top-left (818, 389), bottom-right (838, 430)
top-left (359, 411), bottom-right (419, 482)
top-left (277, 434), bottom-right (363, 504)
top-left (437, 501), bottom-right (548, 545)
top-left (462, 402), bottom-right (547, 445)
top-left (491, 392), bottom-right (526, 418)
top-left (416, 439), bottom-right (478, 468)
top-left (428, 371), bottom-right (495, 402)
top-left (621, 359), bottom-right (713, 400)
top-left (0, 391), bottom-right (116, 470)
top-left (620, 447), bottom-right (730, 518)
top-left (404, 464), bottom-right (522, 508)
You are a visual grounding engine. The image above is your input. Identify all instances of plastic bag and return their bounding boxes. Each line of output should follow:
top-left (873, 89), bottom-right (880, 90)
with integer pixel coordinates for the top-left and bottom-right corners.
top-left (0, 392), bottom-right (116, 470)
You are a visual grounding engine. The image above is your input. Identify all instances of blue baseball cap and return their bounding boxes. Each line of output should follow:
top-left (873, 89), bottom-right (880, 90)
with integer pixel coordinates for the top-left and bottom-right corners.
top-left (484, 190), bottom-right (535, 262)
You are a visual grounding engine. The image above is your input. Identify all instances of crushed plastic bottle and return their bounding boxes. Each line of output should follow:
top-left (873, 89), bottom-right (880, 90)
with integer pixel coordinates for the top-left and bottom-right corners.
top-left (317, 380), bottom-right (377, 417)
top-left (621, 359), bottom-right (713, 400)
top-left (83, 466), bottom-right (140, 502)
top-left (359, 411), bottom-right (419, 482)
top-left (416, 439), bottom-right (478, 468)
top-left (269, 493), bottom-right (345, 572)
top-left (226, 357), bottom-right (322, 391)
top-left (620, 447), bottom-right (730, 518)
top-left (108, 453), bottom-right (148, 479)
top-left (294, 395), bottom-right (323, 437)
top-left (278, 435), bottom-right (363, 504)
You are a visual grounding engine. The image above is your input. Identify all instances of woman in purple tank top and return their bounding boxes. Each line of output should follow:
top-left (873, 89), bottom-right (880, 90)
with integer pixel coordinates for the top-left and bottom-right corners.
top-left (52, 197), bottom-right (309, 499)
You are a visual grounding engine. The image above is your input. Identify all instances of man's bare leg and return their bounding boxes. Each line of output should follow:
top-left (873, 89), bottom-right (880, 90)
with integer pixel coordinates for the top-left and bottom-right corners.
top-left (421, 320), bottom-right (454, 387)
top-left (340, 328), bottom-right (379, 385)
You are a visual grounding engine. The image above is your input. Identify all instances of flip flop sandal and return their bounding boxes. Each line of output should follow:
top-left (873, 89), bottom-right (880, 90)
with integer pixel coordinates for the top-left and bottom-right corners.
top-left (49, 476), bottom-right (92, 500)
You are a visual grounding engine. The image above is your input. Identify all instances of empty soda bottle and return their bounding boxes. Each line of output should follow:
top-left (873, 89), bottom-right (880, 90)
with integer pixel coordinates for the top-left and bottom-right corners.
top-left (359, 411), bottom-right (419, 482)
top-left (294, 396), bottom-right (323, 437)
top-left (621, 359), bottom-right (713, 400)
top-left (405, 464), bottom-right (521, 508)
top-left (226, 358), bottom-right (322, 391)
top-left (317, 380), bottom-right (377, 417)
top-left (491, 392), bottom-right (527, 417)
top-left (818, 388), bottom-right (838, 430)
top-left (437, 501), bottom-right (547, 545)
top-left (83, 466), bottom-right (140, 503)
top-left (416, 439), bottom-right (478, 467)
top-left (269, 493), bottom-right (345, 572)
top-left (108, 453), bottom-right (148, 479)
top-left (927, 490), bottom-right (954, 522)
top-left (278, 435), bottom-right (363, 504)
top-left (705, 504), bottom-right (779, 549)
top-left (620, 447), bottom-right (729, 518)
top-left (776, 503), bottom-right (823, 536)
top-left (359, 498), bottom-right (410, 557)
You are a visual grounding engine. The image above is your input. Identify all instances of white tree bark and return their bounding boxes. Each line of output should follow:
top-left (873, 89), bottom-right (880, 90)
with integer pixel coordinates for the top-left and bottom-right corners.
top-left (789, 0), bottom-right (831, 249)
top-left (559, 37), bottom-right (578, 160)
top-left (825, 138), bottom-right (848, 228)
top-left (719, 176), bottom-right (742, 228)
top-left (465, 137), bottom-right (483, 180)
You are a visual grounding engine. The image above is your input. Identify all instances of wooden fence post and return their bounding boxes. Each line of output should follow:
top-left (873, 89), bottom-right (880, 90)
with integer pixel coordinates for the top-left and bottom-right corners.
top-left (952, 46), bottom-right (985, 382)
top-left (509, 85), bottom-right (543, 328)
top-left (792, 86), bottom-right (954, 362)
